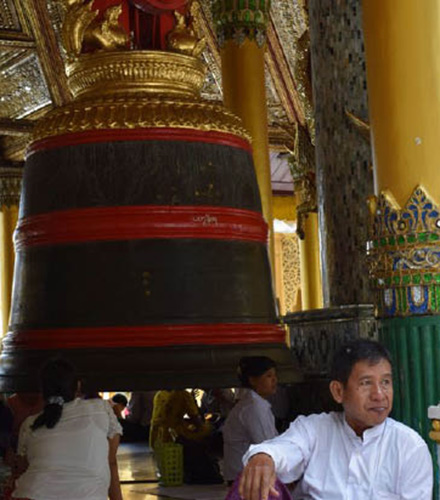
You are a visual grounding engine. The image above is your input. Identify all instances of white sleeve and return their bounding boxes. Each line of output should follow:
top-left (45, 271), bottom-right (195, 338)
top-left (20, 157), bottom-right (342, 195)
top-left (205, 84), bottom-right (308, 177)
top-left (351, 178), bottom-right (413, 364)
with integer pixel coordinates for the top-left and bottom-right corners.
top-left (104, 400), bottom-right (123, 438)
top-left (399, 442), bottom-right (433, 500)
top-left (242, 415), bottom-right (314, 484)
top-left (17, 416), bottom-right (33, 457)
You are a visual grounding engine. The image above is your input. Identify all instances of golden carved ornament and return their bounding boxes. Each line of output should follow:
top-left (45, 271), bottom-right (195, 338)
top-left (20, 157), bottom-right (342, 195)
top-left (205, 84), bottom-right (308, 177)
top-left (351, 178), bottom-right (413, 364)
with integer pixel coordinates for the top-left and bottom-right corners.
top-left (429, 419), bottom-right (440, 443)
top-left (31, 96), bottom-right (251, 144)
top-left (67, 50), bottom-right (207, 100)
top-left (167, 11), bottom-right (206, 57)
top-left (61, 0), bottom-right (129, 60)
top-left (288, 123), bottom-right (316, 240)
top-left (0, 167), bottom-right (23, 207)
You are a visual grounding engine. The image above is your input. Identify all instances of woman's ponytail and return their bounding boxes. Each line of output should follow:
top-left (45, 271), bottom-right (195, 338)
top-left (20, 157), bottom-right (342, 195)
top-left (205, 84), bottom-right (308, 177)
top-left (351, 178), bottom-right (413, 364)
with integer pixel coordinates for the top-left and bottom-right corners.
top-left (31, 359), bottom-right (77, 431)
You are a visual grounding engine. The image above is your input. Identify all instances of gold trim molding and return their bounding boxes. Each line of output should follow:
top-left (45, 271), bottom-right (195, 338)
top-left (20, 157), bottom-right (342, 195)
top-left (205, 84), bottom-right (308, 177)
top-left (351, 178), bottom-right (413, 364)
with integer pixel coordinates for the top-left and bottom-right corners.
top-left (32, 97), bottom-right (251, 144)
top-left (67, 50), bottom-right (207, 100)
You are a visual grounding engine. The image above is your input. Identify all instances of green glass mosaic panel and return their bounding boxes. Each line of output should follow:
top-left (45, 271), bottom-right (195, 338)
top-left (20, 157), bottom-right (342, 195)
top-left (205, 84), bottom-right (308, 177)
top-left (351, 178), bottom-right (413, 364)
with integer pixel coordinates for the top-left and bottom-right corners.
top-left (392, 276), bottom-right (400, 285)
top-left (424, 273), bottom-right (433, 282)
top-left (401, 287), bottom-right (407, 312)
top-left (407, 234), bottom-right (416, 243)
top-left (429, 233), bottom-right (439, 241)
top-left (413, 274), bottom-right (422, 284)
top-left (397, 235), bottom-right (405, 245)
top-left (388, 236), bottom-right (396, 246)
top-left (418, 233), bottom-right (428, 242)
top-left (402, 275), bottom-right (411, 285)
top-left (380, 237), bottom-right (387, 247)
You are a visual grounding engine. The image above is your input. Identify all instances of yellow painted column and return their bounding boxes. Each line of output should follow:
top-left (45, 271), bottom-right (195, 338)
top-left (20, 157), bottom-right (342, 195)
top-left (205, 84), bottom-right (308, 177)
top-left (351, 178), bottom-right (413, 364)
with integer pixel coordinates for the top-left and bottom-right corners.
top-left (0, 167), bottom-right (22, 338)
top-left (363, 0), bottom-right (440, 204)
top-left (298, 213), bottom-right (322, 310)
top-left (363, 3), bottom-right (440, 484)
top-left (213, 2), bottom-right (274, 264)
top-left (220, 40), bottom-right (273, 228)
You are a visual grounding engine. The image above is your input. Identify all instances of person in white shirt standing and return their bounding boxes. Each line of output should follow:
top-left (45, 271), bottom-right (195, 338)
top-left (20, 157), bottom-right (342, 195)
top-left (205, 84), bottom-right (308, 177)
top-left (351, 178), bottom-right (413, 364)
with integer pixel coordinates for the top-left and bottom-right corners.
top-left (223, 356), bottom-right (278, 484)
top-left (12, 358), bottom-right (123, 500)
top-left (239, 339), bottom-right (433, 500)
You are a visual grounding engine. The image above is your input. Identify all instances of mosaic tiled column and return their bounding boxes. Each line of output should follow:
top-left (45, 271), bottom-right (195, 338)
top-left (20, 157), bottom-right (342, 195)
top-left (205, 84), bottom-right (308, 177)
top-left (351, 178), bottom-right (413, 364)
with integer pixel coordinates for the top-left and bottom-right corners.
top-left (212, 0), bottom-right (274, 264)
top-left (308, 0), bottom-right (374, 306)
top-left (0, 166), bottom-right (22, 337)
top-left (363, 1), bottom-right (440, 491)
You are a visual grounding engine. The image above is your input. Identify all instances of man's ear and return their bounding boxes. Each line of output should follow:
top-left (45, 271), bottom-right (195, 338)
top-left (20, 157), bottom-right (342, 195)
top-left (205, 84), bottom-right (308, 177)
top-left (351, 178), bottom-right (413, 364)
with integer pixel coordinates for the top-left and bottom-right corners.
top-left (329, 380), bottom-right (344, 404)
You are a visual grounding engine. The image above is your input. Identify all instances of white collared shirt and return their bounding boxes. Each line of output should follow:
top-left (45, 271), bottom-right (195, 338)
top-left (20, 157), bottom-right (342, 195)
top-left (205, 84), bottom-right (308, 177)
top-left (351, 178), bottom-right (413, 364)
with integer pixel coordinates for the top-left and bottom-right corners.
top-left (243, 412), bottom-right (432, 499)
top-left (223, 389), bottom-right (278, 481)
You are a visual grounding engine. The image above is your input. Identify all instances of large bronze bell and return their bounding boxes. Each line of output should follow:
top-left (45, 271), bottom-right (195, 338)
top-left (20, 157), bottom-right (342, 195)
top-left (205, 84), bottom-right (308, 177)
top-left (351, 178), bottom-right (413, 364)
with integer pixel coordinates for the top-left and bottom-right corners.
top-left (0, 4), bottom-right (298, 391)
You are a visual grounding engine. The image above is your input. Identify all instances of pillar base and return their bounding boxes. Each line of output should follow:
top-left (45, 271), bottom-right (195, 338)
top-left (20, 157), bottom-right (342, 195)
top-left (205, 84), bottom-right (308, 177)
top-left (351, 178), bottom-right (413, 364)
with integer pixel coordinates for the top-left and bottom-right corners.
top-left (285, 304), bottom-right (377, 376)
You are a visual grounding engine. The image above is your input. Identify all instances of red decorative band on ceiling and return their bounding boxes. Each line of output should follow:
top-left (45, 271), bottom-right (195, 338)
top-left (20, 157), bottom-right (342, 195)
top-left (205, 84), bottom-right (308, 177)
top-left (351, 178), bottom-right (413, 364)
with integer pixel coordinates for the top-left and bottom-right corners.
top-left (14, 205), bottom-right (268, 250)
top-left (3, 323), bottom-right (286, 350)
top-left (27, 129), bottom-right (252, 157)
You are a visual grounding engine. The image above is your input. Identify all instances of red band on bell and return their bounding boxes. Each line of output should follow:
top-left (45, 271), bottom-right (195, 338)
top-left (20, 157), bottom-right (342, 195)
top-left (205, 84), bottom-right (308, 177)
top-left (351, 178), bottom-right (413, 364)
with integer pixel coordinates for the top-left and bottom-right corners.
top-left (3, 323), bottom-right (286, 350)
top-left (14, 205), bottom-right (268, 249)
top-left (26, 128), bottom-right (252, 157)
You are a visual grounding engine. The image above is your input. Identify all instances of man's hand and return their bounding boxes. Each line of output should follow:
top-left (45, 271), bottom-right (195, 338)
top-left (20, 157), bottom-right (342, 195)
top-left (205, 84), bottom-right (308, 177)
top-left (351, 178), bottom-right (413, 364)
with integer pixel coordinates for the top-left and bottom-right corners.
top-left (238, 453), bottom-right (279, 500)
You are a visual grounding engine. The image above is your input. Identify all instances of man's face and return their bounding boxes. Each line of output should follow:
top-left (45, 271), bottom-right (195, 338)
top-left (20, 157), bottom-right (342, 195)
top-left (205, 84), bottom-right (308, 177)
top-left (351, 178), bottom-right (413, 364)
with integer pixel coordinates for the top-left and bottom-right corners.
top-left (330, 358), bottom-right (393, 436)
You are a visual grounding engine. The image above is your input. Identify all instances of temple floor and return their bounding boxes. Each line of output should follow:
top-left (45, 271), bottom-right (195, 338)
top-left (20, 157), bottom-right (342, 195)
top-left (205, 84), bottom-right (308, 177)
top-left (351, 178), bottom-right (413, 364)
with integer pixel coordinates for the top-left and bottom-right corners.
top-left (118, 442), bottom-right (229, 500)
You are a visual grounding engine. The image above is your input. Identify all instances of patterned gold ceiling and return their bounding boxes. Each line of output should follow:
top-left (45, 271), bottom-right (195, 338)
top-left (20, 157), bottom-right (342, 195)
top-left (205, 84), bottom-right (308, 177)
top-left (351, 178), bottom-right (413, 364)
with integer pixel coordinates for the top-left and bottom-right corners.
top-left (0, 0), bottom-right (310, 192)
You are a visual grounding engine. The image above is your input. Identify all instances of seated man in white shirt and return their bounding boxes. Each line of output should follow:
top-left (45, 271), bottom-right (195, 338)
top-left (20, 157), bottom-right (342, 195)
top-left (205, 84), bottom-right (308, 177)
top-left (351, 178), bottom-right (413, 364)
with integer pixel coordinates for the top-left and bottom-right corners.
top-left (239, 339), bottom-right (433, 500)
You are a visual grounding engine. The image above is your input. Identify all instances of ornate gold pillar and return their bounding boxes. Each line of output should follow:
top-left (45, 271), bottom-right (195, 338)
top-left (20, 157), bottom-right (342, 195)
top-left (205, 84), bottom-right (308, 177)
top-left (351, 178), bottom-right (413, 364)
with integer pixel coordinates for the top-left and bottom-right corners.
top-left (0, 167), bottom-right (22, 337)
top-left (213, 1), bottom-right (274, 264)
top-left (290, 124), bottom-right (323, 311)
top-left (363, 1), bottom-right (440, 483)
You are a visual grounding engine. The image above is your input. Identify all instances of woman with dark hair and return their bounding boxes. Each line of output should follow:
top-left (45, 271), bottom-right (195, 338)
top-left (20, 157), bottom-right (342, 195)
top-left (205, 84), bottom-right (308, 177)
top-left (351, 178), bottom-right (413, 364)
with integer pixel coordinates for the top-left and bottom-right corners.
top-left (12, 359), bottom-right (123, 500)
top-left (222, 356), bottom-right (278, 484)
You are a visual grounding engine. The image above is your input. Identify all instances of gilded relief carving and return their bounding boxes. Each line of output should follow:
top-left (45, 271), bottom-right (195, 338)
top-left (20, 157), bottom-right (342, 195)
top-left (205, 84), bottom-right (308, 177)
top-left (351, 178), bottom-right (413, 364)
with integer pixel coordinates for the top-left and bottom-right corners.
top-left (368, 186), bottom-right (440, 317)
top-left (281, 233), bottom-right (301, 314)
top-left (0, 51), bottom-right (51, 119)
top-left (32, 97), bottom-right (251, 144)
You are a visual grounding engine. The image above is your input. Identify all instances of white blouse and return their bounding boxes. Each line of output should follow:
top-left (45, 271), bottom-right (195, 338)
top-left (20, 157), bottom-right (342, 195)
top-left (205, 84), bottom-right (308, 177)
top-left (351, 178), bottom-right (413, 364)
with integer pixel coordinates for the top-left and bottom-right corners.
top-left (244, 412), bottom-right (433, 499)
top-left (223, 389), bottom-right (278, 481)
top-left (14, 398), bottom-right (122, 500)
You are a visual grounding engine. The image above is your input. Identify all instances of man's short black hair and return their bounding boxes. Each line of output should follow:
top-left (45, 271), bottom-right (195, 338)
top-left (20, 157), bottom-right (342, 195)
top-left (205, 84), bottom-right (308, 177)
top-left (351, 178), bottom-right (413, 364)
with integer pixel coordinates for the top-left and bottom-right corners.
top-left (112, 393), bottom-right (128, 407)
top-left (330, 339), bottom-right (392, 385)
